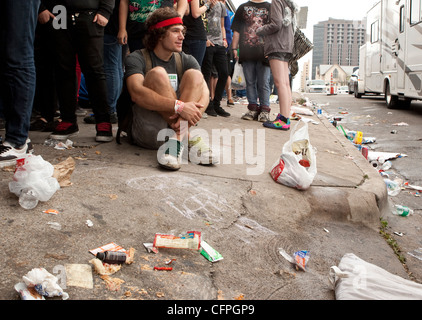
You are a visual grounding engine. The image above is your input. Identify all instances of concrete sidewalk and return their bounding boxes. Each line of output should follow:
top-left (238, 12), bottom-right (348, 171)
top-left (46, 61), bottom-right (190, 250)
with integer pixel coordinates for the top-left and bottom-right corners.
top-left (0, 96), bottom-right (407, 300)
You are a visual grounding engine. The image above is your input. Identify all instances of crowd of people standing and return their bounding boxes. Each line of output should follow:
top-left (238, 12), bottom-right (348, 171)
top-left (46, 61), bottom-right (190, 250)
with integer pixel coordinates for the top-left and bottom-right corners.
top-left (0, 0), bottom-right (297, 169)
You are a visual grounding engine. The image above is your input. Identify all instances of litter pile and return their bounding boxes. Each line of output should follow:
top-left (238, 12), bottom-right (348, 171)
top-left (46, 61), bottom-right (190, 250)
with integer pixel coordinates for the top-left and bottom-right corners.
top-left (309, 101), bottom-right (421, 218)
top-left (14, 231), bottom-right (223, 300)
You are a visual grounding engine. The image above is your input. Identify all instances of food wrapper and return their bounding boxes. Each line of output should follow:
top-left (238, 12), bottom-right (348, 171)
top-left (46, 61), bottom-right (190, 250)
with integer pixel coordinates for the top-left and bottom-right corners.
top-left (279, 248), bottom-right (310, 271)
top-left (153, 231), bottom-right (201, 250)
top-left (200, 241), bottom-right (223, 262)
top-left (294, 250), bottom-right (310, 271)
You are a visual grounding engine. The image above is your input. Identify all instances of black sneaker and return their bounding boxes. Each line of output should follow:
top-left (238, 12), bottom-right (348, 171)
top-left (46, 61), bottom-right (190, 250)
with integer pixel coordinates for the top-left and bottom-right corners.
top-left (205, 102), bottom-right (218, 117)
top-left (214, 105), bottom-right (231, 117)
top-left (84, 113), bottom-right (118, 124)
top-left (30, 117), bottom-right (48, 131)
top-left (50, 121), bottom-right (79, 140)
top-left (83, 114), bottom-right (96, 124)
top-left (96, 122), bottom-right (113, 142)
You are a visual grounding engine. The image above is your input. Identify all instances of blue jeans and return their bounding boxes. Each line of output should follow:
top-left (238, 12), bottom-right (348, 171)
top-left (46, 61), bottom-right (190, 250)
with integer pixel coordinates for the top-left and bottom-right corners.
top-left (0, 0), bottom-right (40, 147)
top-left (104, 34), bottom-right (123, 114)
top-left (183, 39), bottom-right (207, 66)
top-left (242, 60), bottom-right (271, 112)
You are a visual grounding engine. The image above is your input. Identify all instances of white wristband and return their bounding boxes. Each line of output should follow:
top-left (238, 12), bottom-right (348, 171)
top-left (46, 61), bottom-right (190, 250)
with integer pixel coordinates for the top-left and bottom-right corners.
top-left (174, 100), bottom-right (184, 114)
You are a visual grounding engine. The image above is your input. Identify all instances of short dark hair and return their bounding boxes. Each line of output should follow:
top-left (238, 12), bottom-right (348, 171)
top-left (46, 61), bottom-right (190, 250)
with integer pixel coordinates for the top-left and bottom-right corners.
top-left (143, 7), bottom-right (183, 51)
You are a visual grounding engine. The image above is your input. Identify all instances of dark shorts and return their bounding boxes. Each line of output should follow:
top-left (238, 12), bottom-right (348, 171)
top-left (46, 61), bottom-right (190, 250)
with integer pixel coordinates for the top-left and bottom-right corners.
top-left (268, 52), bottom-right (293, 62)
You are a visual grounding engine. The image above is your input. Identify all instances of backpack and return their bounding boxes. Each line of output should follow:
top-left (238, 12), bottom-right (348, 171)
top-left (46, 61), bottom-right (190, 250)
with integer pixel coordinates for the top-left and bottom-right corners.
top-left (116, 49), bottom-right (183, 144)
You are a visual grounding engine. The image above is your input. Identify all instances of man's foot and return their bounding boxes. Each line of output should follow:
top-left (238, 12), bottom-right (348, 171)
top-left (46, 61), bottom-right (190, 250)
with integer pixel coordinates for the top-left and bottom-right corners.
top-left (227, 98), bottom-right (234, 106)
top-left (214, 105), bottom-right (230, 117)
top-left (50, 121), bottom-right (79, 140)
top-left (84, 112), bottom-right (118, 124)
top-left (263, 113), bottom-right (290, 130)
top-left (158, 138), bottom-right (184, 171)
top-left (257, 111), bottom-right (270, 122)
top-left (205, 102), bottom-right (218, 117)
top-left (188, 136), bottom-right (219, 165)
top-left (96, 122), bottom-right (113, 142)
top-left (0, 140), bottom-right (29, 168)
top-left (241, 110), bottom-right (259, 121)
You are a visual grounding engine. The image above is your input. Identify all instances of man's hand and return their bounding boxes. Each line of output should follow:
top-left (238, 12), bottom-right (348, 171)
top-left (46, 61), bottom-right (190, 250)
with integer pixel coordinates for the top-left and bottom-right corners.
top-left (93, 13), bottom-right (109, 27)
top-left (169, 101), bottom-right (204, 127)
top-left (38, 9), bottom-right (55, 24)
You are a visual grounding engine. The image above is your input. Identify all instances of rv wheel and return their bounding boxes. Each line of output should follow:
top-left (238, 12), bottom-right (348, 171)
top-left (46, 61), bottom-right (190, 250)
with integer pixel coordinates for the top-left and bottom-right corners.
top-left (385, 83), bottom-right (398, 109)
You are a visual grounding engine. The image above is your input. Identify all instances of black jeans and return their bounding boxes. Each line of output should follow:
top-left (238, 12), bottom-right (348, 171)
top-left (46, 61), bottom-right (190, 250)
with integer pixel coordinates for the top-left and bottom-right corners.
top-left (52, 11), bottom-right (110, 124)
top-left (201, 44), bottom-right (228, 106)
top-left (33, 21), bottom-right (58, 122)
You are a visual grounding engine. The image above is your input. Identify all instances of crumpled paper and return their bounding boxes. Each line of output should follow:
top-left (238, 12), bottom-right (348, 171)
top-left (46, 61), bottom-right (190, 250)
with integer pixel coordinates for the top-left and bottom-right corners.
top-left (53, 157), bottom-right (75, 187)
top-left (16, 268), bottom-right (69, 300)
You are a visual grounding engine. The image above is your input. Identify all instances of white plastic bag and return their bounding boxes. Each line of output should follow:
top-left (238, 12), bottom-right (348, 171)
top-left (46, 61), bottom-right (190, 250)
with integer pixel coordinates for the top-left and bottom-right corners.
top-left (231, 61), bottom-right (246, 90)
top-left (329, 253), bottom-right (422, 300)
top-left (270, 120), bottom-right (317, 190)
top-left (18, 268), bottom-right (69, 300)
top-left (9, 155), bottom-right (60, 205)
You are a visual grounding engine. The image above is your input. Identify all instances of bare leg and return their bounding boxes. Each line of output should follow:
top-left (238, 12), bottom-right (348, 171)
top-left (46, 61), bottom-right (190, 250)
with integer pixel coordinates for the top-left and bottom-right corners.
top-left (225, 76), bottom-right (233, 104)
top-left (270, 59), bottom-right (291, 119)
top-left (143, 67), bottom-right (208, 139)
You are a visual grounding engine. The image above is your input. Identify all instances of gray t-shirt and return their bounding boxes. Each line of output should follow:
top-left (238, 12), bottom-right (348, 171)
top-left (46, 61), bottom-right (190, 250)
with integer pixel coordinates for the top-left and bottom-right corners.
top-left (206, 1), bottom-right (227, 46)
top-left (125, 49), bottom-right (200, 92)
top-left (124, 50), bottom-right (201, 150)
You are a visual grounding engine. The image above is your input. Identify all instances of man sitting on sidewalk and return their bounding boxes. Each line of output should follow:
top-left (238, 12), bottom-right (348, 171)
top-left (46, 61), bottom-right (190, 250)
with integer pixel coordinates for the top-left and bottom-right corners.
top-left (125, 7), bottom-right (218, 170)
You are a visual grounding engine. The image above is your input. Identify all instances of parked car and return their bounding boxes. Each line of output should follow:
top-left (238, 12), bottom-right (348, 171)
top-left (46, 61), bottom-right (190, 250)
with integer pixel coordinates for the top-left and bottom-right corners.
top-left (338, 86), bottom-right (349, 94)
top-left (348, 69), bottom-right (359, 94)
top-left (305, 79), bottom-right (327, 93)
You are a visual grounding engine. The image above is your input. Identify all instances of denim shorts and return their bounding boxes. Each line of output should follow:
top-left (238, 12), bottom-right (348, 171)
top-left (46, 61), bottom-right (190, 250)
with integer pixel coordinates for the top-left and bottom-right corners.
top-left (268, 52), bottom-right (293, 62)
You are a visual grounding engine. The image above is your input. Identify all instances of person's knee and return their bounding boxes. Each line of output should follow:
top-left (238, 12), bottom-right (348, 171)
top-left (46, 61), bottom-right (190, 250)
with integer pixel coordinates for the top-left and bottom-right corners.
top-left (143, 66), bottom-right (172, 88)
top-left (182, 69), bottom-right (204, 85)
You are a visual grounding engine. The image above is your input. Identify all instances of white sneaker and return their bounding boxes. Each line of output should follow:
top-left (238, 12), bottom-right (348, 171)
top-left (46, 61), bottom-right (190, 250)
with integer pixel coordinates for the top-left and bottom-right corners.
top-left (157, 138), bottom-right (184, 171)
top-left (258, 111), bottom-right (270, 122)
top-left (188, 136), bottom-right (219, 165)
top-left (241, 110), bottom-right (258, 121)
top-left (0, 141), bottom-right (29, 168)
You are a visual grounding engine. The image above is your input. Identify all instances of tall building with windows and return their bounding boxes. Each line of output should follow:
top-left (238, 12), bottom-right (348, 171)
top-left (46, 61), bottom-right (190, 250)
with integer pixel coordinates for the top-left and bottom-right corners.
top-left (311, 18), bottom-right (366, 80)
top-left (300, 60), bottom-right (310, 92)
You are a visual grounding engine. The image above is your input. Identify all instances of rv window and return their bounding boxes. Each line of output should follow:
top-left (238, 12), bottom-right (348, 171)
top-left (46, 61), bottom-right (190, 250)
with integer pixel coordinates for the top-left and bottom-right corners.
top-left (410, 0), bottom-right (421, 25)
top-left (371, 21), bottom-right (379, 43)
top-left (400, 5), bottom-right (405, 32)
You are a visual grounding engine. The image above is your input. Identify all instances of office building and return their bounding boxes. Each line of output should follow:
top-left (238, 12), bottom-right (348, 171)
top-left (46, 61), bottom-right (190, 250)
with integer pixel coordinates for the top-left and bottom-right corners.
top-left (312, 18), bottom-right (366, 79)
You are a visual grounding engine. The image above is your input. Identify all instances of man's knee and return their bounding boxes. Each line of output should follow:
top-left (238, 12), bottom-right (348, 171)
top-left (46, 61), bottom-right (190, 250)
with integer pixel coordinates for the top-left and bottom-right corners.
top-left (182, 69), bottom-right (204, 84)
top-left (144, 66), bottom-right (170, 86)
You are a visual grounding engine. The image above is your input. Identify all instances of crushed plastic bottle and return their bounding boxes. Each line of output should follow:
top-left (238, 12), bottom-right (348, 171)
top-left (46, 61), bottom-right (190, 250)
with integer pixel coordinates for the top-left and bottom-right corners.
top-left (393, 205), bottom-right (414, 217)
top-left (19, 188), bottom-right (39, 210)
top-left (384, 178), bottom-right (401, 196)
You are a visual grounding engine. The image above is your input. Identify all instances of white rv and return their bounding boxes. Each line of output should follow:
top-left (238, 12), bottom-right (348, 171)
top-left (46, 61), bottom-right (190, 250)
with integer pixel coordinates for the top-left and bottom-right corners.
top-left (355, 0), bottom-right (422, 108)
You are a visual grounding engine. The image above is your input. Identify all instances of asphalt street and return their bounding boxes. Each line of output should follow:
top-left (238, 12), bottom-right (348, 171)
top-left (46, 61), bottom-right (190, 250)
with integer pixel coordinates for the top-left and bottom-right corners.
top-left (306, 92), bottom-right (422, 283)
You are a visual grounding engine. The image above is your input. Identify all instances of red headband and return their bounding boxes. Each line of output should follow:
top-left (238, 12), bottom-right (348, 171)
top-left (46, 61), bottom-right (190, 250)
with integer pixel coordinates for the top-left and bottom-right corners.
top-left (149, 17), bottom-right (183, 31)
